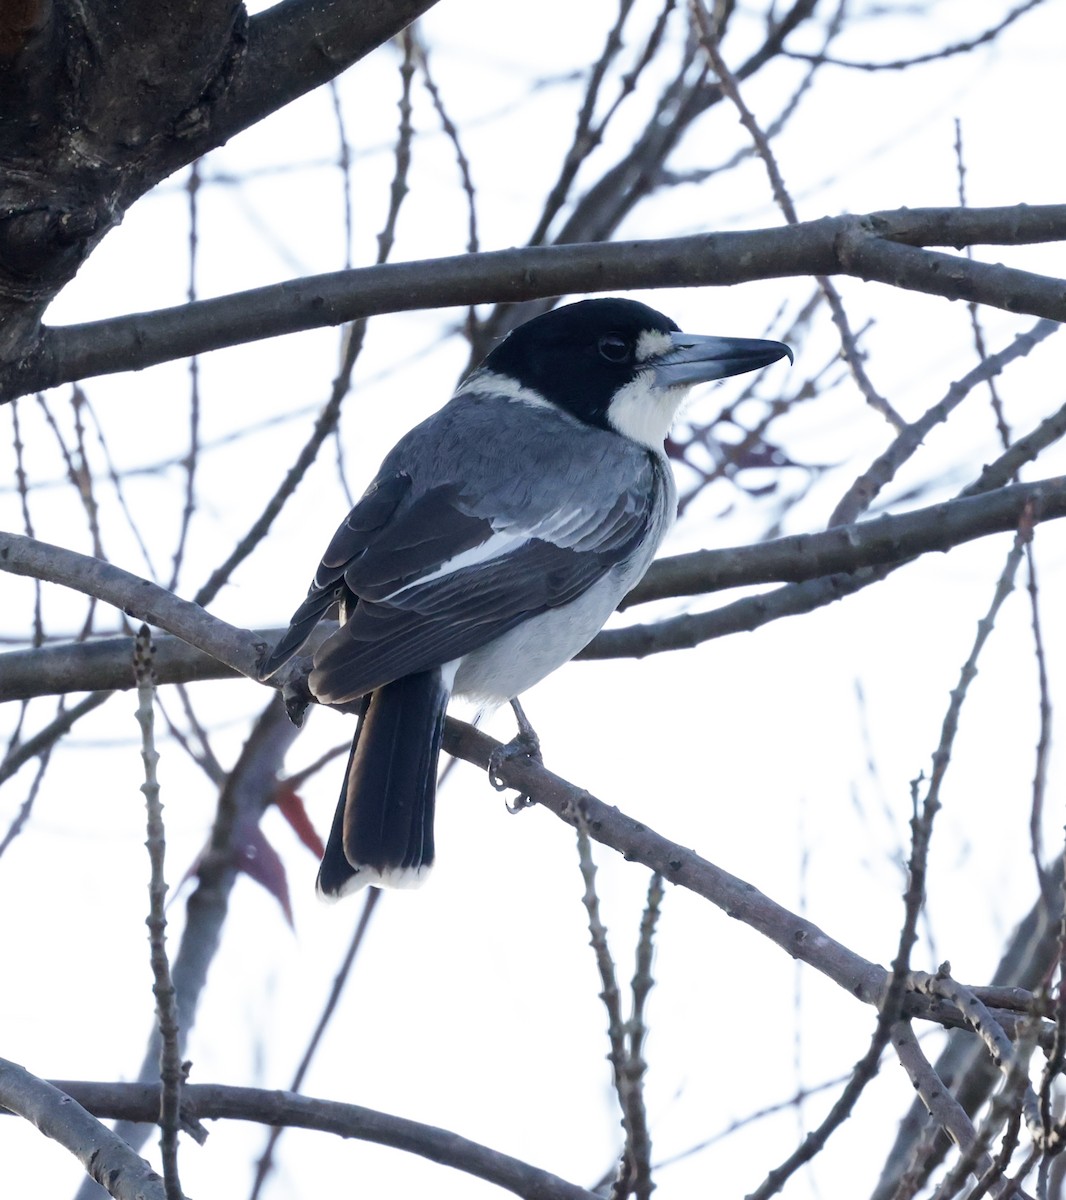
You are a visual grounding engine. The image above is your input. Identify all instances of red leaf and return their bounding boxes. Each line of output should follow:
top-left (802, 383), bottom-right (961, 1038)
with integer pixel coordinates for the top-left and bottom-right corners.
top-left (275, 782), bottom-right (326, 858)
top-left (236, 825), bottom-right (294, 928)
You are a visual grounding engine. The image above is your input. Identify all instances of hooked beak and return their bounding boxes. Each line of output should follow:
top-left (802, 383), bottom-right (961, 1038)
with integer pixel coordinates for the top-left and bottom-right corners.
top-left (652, 332), bottom-right (793, 389)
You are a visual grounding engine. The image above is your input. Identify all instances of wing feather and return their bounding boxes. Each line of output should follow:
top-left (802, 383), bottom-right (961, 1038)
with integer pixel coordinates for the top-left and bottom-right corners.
top-left (309, 537), bottom-right (625, 703)
top-left (266, 391), bottom-right (666, 696)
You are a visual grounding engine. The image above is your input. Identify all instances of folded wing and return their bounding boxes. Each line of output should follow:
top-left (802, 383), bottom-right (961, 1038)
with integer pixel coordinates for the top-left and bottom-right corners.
top-left (265, 395), bottom-right (664, 702)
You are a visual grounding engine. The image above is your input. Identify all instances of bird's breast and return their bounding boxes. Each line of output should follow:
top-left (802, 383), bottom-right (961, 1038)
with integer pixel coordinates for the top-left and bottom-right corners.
top-left (452, 452), bottom-right (675, 705)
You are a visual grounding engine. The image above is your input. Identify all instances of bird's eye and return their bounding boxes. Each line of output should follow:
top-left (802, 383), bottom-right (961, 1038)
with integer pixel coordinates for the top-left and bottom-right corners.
top-left (598, 333), bottom-right (631, 363)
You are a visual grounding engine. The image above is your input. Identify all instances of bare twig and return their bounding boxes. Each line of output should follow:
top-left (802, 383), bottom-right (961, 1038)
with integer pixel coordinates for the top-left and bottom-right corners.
top-left (10, 398), bottom-right (43, 643)
top-left (248, 888), bottom-right (382, 1200)
top-left (0, 690), bottom-right (112, 785)
top-left (962, 399), bottom-right (1066, 499)
top-left (828, 320), bottom-right (1060, 527)
top-left (194, 36), bottom-right (418, 610)
top-left (79, 391), bottom-right (160, 580)
top-left (880, 521), bottom-right (1038, 1194)
top-left (134, 627), bottom-right (184, 1200)
top-left (410, 28), bottom-right (478, 254)
top-left (889, 1026), bottom-right (1017, 1199)
top-left (1038, 851), bottom-right (1066, 1155)
top-left (192, 325), bottom-right (366, 610)
top-left (526, 0), bottom-right (639, 248)
top-left (0, 730), bottom-right (52, 859)
top-left (784, 0), bottom-right (1047, 72)
top-left (873, 860), bottom-right (1064, 1200)
top-left (954, 118), bottom-right (1012, 451)
top-left (652, 1071), bottom-right (851, 1170)
top-left (747, 689), bottom-right (937, 1197)
top-left (690, 1), bottom-right (904, 430)
top-left (926, 978), bottom-right (1041, 1199)
top-left (168, 159), bottom-right (202, 594)
top-left (88, 697), bottom-right (303, 1197)
top-left (1027, 553), bottom-right (1054, 905)
top-left (909, 970), bottom-right (1041, 1139)
top-left (575, 823), bottom-right (655, 1200)
top-left (32, 391), bottom-right (101, 636)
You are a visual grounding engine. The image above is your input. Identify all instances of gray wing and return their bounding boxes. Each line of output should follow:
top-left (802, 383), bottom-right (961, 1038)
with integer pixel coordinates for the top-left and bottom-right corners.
top-left (267, 394), bottom-right (666, 701)
top-left (260, 470), bottom-right (415, 675)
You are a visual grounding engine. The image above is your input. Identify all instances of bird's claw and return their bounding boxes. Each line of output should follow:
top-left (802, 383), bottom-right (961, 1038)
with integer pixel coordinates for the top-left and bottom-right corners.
top-left (488, 704), bottom-right (544, 811)
top-left (279, 659), bottom-right (315, 726)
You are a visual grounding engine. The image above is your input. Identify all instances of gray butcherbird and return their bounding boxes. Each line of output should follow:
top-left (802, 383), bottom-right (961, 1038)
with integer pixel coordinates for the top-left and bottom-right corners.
top-left (262, 297), bottom-right (791, 897)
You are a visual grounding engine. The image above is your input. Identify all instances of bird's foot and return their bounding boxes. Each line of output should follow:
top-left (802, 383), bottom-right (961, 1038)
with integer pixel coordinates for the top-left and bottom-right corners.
top-left (488, 699), bottom-right (543, 811)
top-left (279, 659), bottom-right (315, 726)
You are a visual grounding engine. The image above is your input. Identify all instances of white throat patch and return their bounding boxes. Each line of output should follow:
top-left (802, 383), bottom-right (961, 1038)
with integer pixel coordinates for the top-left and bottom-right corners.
top-left (604, 327), bottom-right (689, 449)
top-left (606, 374), bottom-right (690, 449)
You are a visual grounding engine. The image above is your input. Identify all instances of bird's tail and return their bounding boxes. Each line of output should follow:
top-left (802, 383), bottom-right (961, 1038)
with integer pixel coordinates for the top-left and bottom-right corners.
top-left (316, 670), bottom-right (448, 899)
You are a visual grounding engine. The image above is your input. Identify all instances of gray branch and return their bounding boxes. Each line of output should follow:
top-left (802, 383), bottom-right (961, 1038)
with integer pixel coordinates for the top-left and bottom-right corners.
top-left (4, 204), bottom-right (1066, 401)
top-left (41, 1081), bottom-right (599, 1200)
top-left (0, 529), bottom-right (265, 690)
top-left (0, 1059), bottom-right (165, 1200)
top-left (3, 476), bottom-right (1063, 701)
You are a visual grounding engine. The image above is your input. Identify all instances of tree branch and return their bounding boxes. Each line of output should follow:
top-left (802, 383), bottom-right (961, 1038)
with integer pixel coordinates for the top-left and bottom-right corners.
top-left (3, 476), bottom-right (1065, 700)
top-left (36, 1081), bottom-right (599, 1200)
top-left (4, 205), bottom-right (1066, 401)
top-left (0, 529), bottom-right (265, 683)
top-left (167, 0), bottom-right (441, 173)
top-left (0, 633), bottom-right (1050, 1052)
top-left (626, 476), bottom-right (1066, 605)
top-left (74, 698), bottom-right (308, 1200)
top-left (0, 1058), bottom-right (165, 1200)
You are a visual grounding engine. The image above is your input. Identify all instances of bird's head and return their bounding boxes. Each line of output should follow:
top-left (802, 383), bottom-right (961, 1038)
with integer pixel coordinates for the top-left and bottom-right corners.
top-left (479, 297), bottom-right (792, 450)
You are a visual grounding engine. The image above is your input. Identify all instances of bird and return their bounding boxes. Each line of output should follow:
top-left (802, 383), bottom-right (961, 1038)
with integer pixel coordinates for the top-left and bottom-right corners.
top-left (262, 297), bottom-right (791, 898)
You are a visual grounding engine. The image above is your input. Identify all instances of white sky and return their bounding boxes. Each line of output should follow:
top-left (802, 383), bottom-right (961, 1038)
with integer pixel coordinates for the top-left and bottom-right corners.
top-left (2, 1), bottom-right (1066, 1197)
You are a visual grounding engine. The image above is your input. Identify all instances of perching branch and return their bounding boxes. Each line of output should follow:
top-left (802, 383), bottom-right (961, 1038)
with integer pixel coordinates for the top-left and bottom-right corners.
top-left (446, 718), bottom-right (1056, 1048)
top-left (3, 475), bottom-right (1066, 701)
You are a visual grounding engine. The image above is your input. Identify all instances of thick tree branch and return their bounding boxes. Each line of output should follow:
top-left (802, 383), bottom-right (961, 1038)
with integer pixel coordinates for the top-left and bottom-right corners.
top-left (3, 205), bottom-right (1065, 401)
top-left (0, 529), bottom-right (265, 684)
top-left (184, 0), bottom-right (440, 169)
top-left (0, 0), bottom-right (52, 58)
top-left (0, 626), bottom-right (282, 701)
top-left (445, 719), bottom-right (1054, 1042)
top-left (0, 1058), bottom-right (165, 1200)
top-left (2, 476), bottom-right (1065, 700)
top-left (0, 0), bottom-right (439, 360)
top-left (34, 1081), bottom-right (599, 1200)
top-left (623, 475), bottom-right (1066, 605)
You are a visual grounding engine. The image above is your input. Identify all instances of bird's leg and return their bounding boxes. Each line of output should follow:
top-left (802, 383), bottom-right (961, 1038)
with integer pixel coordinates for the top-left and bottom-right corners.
top-left (488, 698), bottom-right (544, 811)
top-left (278, 656), bottom-right (316, 726)
top-left (508, 697), bottom-right (543, 760)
